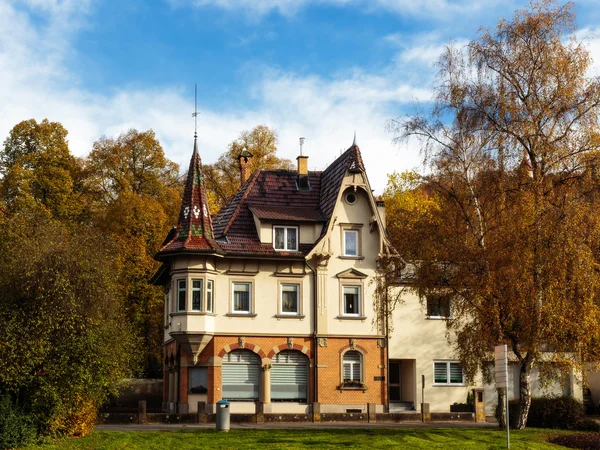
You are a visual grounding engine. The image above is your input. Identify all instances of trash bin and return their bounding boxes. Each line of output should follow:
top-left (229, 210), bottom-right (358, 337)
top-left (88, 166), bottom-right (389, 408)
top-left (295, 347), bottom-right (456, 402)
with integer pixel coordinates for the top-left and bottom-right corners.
top-left (216, 399), bottom-right (230, 431)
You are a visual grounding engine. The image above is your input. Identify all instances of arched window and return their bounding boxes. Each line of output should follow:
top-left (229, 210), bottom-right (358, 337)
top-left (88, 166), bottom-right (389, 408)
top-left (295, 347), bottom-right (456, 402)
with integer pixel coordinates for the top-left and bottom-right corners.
top-left (271, 350), bottom-right (308, 402)
top-left (222, 349), bottom-right (260, 401)
top-left (343, 351), bottom-right (362, 382)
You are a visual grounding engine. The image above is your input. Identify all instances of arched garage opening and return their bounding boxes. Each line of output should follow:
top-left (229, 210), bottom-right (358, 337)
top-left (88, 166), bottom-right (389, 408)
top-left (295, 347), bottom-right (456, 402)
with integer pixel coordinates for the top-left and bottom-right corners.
top-left (222, 349), bottom-right (260, 401)
top-left (271, 350), bottom-right (308, 402)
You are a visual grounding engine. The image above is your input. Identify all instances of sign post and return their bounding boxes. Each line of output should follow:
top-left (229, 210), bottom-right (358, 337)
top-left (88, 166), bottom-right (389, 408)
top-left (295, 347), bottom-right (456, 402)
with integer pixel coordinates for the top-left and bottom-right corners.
top-left (495, 344), bottom-right (510, 449)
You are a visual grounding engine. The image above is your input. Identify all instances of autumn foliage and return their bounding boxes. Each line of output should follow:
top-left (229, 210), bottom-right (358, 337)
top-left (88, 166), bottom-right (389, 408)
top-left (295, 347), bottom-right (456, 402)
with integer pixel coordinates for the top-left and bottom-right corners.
top-left (389, 0), bottom-right (600, 429)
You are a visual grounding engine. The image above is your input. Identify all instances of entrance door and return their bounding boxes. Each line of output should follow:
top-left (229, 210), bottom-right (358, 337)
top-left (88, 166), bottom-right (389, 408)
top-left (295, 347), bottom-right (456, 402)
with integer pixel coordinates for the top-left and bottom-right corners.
top-left (389, 360), bottom-right (402, 402)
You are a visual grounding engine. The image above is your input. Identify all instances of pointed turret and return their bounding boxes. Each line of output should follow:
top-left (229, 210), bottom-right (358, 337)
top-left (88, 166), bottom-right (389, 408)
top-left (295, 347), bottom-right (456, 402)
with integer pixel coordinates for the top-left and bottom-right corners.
top-left (156, 135), bottom-right (221, 256)
top-left (347, 132), bottom-right (364, 173)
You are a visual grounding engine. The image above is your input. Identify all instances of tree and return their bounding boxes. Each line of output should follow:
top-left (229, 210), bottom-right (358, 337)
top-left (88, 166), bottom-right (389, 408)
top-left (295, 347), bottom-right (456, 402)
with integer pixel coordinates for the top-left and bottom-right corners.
top-left (86, 129), bottom-right (181, 377)
top-left (203, 125), bottom-right (292, 213)
top-left (0, 119), bottom-right (86, 223)
top-left (389, 0), bottom-right (600, 429)
top-left (0, 212), bottom-right (137, 438)
top-left (382, 171), bottom-right (441, 261)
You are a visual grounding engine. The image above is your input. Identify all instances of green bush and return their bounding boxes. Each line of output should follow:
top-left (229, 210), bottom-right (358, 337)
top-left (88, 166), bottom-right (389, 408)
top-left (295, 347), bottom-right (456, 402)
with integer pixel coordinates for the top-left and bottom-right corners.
top-left (575, 418), bottom-right (600, 432)
top-left (502, 396), bottom-right (586, 429)
top-left (0, 395), bottom-right (37, 449)
top-left (526, 396), bottom-right (585, 429)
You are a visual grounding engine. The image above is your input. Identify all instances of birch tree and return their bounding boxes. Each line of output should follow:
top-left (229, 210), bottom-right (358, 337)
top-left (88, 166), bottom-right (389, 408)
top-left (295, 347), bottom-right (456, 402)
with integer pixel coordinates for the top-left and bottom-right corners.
top-left (389, 0), bottom-right (600, 428)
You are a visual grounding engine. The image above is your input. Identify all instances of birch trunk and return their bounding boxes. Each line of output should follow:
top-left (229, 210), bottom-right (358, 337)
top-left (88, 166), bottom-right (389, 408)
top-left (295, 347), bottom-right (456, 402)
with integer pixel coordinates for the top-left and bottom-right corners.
top-left (515, 357), bottom-right (534, 429)
top-left (496, 387), bottom-right (507, 429)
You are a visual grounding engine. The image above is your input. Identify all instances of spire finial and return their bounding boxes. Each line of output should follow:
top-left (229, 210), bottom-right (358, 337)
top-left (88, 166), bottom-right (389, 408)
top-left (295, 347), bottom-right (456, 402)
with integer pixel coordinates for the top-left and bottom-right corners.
top-left (192, 84), bottom-right (199, 140)
top-left (352, 130), bottom-right (357, 147)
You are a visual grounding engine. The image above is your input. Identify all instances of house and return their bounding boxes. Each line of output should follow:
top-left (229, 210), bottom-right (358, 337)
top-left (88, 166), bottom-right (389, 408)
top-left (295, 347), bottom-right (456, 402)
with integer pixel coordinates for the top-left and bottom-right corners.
top-left (152, 132), bottom-right (582, 418)
top-left (152, 133), bottom-right (391, 415)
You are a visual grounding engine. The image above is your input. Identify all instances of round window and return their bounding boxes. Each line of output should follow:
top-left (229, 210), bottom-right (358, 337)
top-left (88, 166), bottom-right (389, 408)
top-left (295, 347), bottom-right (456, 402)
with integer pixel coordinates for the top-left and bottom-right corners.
top-left (345, 192), bottom-right (357, 205)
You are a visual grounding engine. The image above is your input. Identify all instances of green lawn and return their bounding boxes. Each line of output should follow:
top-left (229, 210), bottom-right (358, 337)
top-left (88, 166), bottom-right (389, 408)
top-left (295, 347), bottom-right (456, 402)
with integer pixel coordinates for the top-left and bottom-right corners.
top-left (22, 428), bottom-right (572, 449)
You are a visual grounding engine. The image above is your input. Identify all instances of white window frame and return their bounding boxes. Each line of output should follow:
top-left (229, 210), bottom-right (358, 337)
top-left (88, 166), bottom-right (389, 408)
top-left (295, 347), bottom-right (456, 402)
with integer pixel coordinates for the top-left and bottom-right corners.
top-left (433, 361), bottom-right (465, 386)
top-left (273, 226), bottom-right (299, 252)
top-left (206, 280), bottom-right (214, 313)
top-left (280, 283), bottom-right (300, 315)
top-left (342, 350), bottom-right (363, 382)
top-left (426, 293), bottom-right (452, 319)
top-left (343, 229), bottom-right (359, 256)
top-left (177, 279), bottom-right (186, 312)
top-left (231, 282), bottom-right (252, 314)
top-left (342, 285), bottom-right (361, 316)
top-left (191, 279), bottom-right (203, 312)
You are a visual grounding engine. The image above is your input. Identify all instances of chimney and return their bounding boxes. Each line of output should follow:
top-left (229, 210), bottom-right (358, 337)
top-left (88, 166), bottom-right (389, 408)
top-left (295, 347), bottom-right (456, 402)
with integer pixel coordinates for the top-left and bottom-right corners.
top-left (238, 148), bottom-right (253, 185)
top-left (297, 137), bottom-right (308, 175)
top-left (297, 137), bottom-right (310, 191)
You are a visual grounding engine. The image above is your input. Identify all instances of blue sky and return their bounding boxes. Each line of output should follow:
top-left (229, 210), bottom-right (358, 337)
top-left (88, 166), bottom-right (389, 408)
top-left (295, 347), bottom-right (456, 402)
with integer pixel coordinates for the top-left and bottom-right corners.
top-left (2, 0), bottom-right (600, 193)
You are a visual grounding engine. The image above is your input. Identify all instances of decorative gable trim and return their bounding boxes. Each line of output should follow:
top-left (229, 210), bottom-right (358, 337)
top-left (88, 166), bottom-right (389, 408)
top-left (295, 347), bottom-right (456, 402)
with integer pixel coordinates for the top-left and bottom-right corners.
top-left (336, 268), bottom-right (368, 279)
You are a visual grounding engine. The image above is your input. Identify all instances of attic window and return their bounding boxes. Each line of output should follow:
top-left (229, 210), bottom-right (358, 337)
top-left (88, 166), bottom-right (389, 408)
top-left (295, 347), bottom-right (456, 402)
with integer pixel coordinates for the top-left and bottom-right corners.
top-left (273, 226), bottom-right (298, 252)
top-left (345, 192), bottom-right (357, 205)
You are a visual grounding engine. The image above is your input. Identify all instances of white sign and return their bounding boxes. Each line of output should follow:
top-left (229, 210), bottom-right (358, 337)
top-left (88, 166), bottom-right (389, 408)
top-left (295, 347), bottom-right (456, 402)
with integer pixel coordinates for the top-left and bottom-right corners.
top-left (495, 344), bottom-right (508, 389)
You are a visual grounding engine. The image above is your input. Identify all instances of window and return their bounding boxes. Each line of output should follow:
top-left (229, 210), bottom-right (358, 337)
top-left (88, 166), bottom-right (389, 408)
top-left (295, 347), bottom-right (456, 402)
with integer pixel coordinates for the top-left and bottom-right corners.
top-left (206, 280), bottom-right (214, 313)
top-left (343, 351), bottom-right (362, 382)
top-left (344, 230), bottom-right (358, 256)
top-left (433, 361), bottom-right (464, 385)
top-left (340, 224), bottom-right (362, 258)
top-left (177, 279), bottom-right (186, 312)
top-left (192, 279), bottom-right (203, 311)
top-left (232, 282), bottom-right (251, 313)
top-left (271, 351), bottom-right (308, 402)
top-left (273, 226), bottom-right (298, 251)
top-left (222, 350), bottom-right (260, 401)
top-left (427, 293), bottom-right (451, 318)
top-left (343, 286), bottom-right (360, 316)
top-left (345, 192), bottom-right (357, 205)
top-left (281, 284), bottom-right (299, 314)
top-left (189, 367), bottom-right (208, 393)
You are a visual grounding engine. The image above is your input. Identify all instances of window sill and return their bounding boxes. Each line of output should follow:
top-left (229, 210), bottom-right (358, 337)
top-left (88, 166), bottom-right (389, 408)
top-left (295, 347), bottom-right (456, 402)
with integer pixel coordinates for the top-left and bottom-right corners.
top-left (432, 383), bottom-right (466, 387)
top-left (337, 385), bottom-right (368, 392)
top-left (426, 316), bottom-right (449, 320)
top-left (170, 312), bottom-right (216, 317)
top-left (275, 314), bottom-right (306, 320)
top-left (336, 315), bottom-right (367, 321)
top-left (339, 256), bottom-right (365, 260)
top-left (225, 313), bottom-right (257, 318)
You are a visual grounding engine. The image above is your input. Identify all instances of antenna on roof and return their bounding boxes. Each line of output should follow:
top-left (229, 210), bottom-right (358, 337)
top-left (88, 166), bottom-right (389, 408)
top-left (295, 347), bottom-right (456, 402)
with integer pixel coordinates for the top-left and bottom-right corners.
top-left (299, 137), bottom-right (305, 156)
top-left (192, 84), bottom-right (199, 139)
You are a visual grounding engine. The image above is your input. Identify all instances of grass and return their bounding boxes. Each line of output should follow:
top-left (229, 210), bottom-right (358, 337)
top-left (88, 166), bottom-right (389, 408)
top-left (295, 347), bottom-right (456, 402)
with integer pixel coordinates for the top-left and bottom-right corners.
top-left (21, 427), bottom-right (573, 449)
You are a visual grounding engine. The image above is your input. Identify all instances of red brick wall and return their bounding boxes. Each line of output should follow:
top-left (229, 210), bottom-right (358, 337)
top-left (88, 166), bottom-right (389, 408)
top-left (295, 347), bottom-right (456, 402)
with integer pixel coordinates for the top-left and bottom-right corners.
top-left (316, 338), bottom-right (386, 405)
top-left (165, 335), bottom-right (387, 407)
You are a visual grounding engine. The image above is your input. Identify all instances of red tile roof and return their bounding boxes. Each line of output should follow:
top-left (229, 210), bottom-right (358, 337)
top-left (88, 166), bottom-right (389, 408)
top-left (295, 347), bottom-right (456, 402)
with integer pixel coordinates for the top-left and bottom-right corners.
top-left (157, 142), bottom-right (364, 259)
top-left (249, 205), bottom-right (324, 222)
top-left (156, 138), bottom-right (222, 256)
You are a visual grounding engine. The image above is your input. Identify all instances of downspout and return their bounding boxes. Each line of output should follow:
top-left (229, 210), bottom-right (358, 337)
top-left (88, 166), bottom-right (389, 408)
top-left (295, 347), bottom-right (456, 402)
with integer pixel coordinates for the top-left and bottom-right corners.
top-left (385, 279), bottom-right (390, 412)
top-left (176, 344), bottom-right (181, 414)
top-left (305, 259), bottom-right (318, 406)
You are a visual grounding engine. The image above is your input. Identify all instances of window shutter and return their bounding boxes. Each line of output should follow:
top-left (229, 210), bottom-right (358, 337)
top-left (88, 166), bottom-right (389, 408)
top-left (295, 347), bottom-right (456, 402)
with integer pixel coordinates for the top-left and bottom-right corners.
top-left (343, 351), bottom-right (362, 381)
top-left (271, 351), bottom-right (308, 401)
top-left (449, 363), bottom-right (463, 384)
top-left (434, 362), bottom-right (448, 383)
top-left (222, 350), bottom-right (260, 400)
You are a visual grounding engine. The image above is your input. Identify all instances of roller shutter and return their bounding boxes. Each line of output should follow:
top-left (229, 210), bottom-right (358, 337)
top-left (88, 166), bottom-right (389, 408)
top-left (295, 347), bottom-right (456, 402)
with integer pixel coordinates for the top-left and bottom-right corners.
top-left (222, 350), bottom-right (260, 401)
top-left (271, 350), bottom-right (308, 402)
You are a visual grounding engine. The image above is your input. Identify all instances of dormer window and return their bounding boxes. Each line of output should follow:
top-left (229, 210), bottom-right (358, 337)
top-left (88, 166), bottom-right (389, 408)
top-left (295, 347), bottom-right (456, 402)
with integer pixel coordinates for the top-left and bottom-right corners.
top-left (273, 226), bottom-right (298, 251)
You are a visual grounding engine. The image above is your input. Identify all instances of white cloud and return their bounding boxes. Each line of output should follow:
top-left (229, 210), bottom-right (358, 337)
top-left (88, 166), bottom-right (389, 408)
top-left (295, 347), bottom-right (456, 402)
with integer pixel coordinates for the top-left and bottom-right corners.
top-left (572, 27), bottom-right (600, 78)
top-left (172, 0), bottom-right (512, 20)
top-left (0, 0), bottom-right (428, 195)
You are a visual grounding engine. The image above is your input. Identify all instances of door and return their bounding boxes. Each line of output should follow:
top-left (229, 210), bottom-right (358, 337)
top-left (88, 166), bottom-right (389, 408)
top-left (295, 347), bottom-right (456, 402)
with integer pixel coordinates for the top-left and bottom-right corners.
top-left (389, 360), bottom-right (402, 402)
